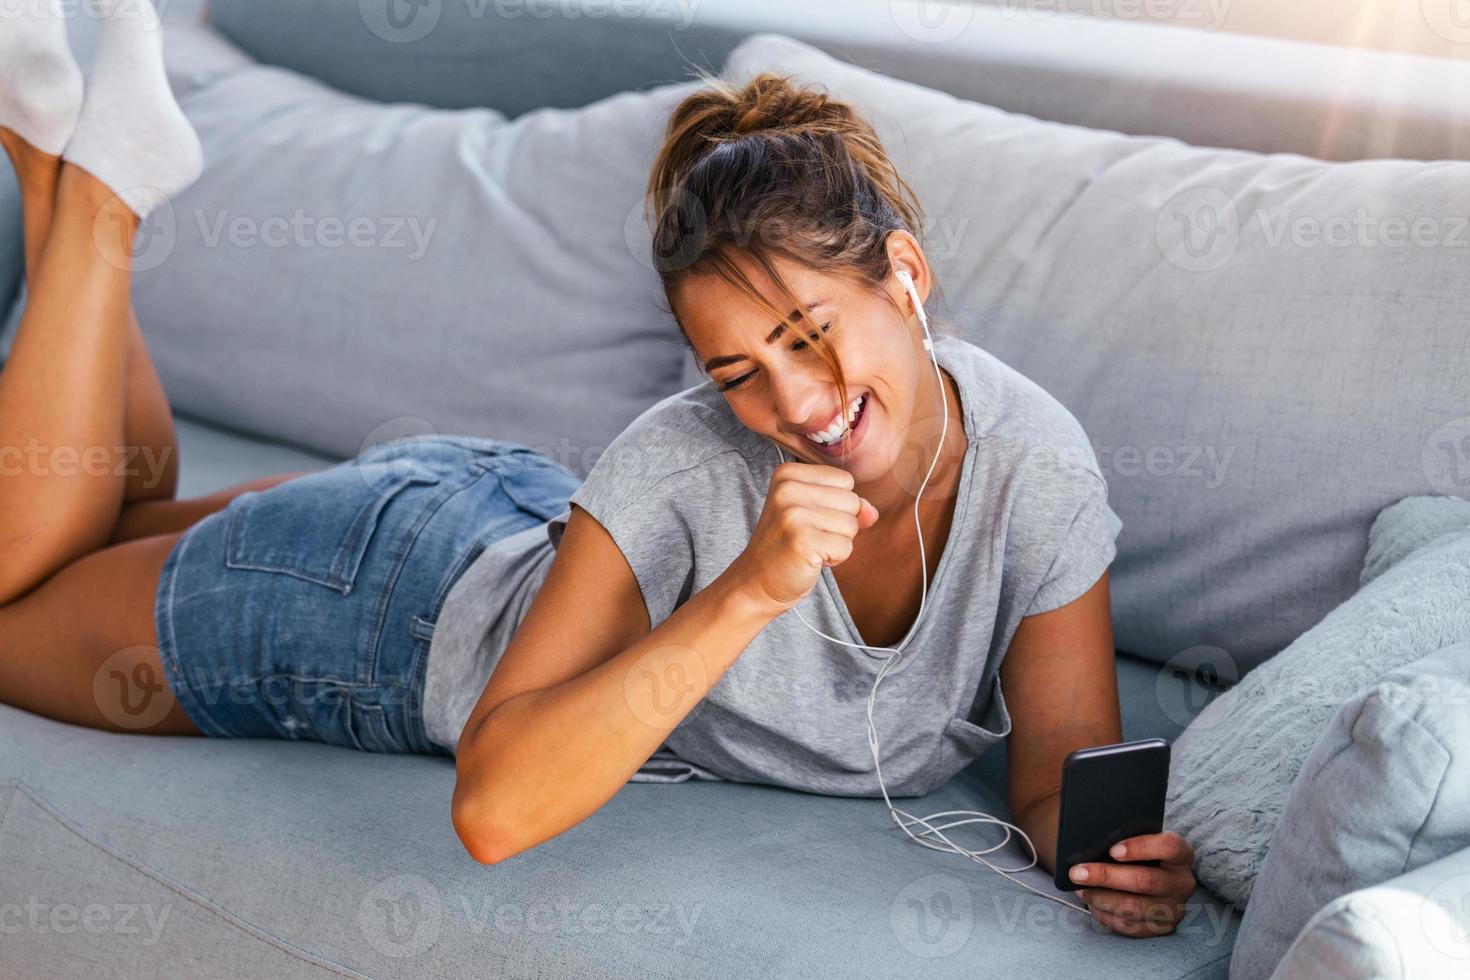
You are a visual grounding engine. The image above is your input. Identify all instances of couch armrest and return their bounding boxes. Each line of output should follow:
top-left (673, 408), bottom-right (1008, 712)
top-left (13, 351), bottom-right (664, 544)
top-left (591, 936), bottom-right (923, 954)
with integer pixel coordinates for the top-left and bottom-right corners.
top-left (1269, 846), bottom-right (1470, 979)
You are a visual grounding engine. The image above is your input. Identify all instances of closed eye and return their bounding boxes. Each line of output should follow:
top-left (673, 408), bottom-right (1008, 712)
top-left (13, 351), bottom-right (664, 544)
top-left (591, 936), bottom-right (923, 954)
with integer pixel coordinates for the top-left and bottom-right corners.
top-left (716, 321), bottom-right (833, 393)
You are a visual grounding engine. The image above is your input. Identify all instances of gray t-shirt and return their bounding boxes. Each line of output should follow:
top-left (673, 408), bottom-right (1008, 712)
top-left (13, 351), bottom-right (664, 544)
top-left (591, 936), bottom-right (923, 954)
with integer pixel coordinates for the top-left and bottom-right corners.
top-left (422, 332), bottom-right (1121, 797)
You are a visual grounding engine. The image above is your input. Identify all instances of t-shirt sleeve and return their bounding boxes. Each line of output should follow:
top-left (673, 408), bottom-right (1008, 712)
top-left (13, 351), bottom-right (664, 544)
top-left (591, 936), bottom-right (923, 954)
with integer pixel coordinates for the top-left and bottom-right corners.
top-left (544, 419), bottom-right (706, 628)
top-left (1025, 473), bottom-right (1123, 617)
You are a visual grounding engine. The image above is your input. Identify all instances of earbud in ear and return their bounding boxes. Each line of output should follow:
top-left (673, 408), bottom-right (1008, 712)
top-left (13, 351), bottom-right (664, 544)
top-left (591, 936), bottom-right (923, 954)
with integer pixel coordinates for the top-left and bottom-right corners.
top-left (895, 268), bottom-right (931, 340)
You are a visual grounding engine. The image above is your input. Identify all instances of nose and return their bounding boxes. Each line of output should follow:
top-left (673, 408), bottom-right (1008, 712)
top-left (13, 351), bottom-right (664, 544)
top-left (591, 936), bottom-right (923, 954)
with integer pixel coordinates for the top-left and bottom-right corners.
top-left (770, 364), bottom-right (835, 433)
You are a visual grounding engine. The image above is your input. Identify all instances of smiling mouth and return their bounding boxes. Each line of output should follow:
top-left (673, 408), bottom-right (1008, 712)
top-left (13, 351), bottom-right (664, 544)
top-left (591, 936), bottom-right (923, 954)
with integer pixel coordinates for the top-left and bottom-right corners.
top-left (800, 392), bottom-right (868, 456)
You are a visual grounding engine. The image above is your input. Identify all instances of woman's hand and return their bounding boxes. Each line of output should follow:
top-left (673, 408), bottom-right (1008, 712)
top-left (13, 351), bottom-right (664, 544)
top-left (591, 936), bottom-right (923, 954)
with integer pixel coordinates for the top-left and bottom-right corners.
top-left (726, 461), bottom-right (879, 612)
top-left (1067, 830), bottom-right (1198, 938)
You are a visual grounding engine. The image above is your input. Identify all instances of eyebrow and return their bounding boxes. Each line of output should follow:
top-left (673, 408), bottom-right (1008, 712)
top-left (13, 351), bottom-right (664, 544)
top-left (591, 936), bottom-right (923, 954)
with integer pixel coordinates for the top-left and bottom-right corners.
top-left (703, 301), bottom-right (829, 372)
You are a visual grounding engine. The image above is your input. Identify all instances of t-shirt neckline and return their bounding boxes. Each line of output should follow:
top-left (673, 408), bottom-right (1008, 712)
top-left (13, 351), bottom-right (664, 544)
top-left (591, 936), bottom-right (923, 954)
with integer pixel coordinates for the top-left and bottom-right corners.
top-left (815, 335), bottom-right (977, 665)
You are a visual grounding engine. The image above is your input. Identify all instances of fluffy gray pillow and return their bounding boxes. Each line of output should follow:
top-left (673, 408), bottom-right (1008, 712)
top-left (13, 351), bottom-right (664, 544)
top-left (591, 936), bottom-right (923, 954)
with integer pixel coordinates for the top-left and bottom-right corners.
top-left (1229, 642), bottom-right (1470, 980)
top-left (126, 21), bottom-right (698, 474)
top-left (1164, 496), bottom-right (1470, 909)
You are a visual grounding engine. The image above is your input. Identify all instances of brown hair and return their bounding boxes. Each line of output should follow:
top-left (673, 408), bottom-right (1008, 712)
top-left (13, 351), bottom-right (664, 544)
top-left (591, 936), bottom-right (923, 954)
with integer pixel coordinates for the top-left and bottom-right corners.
top-left (646, 69), bottom-right (938, 412)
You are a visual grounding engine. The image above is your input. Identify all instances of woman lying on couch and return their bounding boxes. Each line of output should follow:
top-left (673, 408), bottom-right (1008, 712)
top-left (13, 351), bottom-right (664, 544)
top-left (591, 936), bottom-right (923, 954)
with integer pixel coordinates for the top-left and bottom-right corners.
top-left (0, 0), bottom-right (1198, 938)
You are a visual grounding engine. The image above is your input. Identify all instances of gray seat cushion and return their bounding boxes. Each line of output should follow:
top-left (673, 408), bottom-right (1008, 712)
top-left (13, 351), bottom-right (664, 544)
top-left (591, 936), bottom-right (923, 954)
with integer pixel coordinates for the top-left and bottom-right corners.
top-left (0, 648), bottom-right (1237, 979)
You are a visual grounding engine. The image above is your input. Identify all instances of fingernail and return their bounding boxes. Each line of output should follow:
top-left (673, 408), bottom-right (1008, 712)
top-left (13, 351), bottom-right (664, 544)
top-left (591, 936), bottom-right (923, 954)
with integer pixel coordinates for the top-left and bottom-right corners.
top-left (1110, 844), bottom-right (1126, 859)
top-left (1070, 866), bottom-right (1089, 882)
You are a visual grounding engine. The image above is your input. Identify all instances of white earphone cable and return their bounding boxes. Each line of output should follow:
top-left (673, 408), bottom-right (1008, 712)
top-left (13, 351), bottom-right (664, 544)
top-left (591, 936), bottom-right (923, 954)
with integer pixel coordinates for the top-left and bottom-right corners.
top-left (773, 272), bottom-right (1088, 914)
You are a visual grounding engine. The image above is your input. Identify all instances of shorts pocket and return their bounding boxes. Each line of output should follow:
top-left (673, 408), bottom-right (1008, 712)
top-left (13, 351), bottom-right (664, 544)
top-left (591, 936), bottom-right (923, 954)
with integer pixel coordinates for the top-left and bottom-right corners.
top-left (225, 455), bottom-right (442, 595)
top-left (492, 452), bottom-right (582, 522)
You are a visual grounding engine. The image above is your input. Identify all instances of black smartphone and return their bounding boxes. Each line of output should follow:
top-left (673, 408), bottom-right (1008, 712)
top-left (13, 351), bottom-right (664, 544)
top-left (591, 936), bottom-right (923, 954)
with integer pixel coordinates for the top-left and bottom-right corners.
top-left (1052, 738), bottom-right (1170, 892)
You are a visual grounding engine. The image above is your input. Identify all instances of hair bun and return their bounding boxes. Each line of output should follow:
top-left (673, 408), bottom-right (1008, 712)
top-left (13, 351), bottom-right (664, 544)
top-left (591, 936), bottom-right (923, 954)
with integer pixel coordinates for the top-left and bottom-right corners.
top-left (721, 72), bottom-right (850, 139)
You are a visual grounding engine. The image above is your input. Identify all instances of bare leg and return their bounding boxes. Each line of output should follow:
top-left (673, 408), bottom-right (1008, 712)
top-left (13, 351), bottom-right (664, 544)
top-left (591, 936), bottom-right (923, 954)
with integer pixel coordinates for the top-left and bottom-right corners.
top-left (0, 136), bottom-right (166, 603)
top-left (0, 531), bottom-right (199, 735)
top-left (2, 129), bottom-right (180, 502)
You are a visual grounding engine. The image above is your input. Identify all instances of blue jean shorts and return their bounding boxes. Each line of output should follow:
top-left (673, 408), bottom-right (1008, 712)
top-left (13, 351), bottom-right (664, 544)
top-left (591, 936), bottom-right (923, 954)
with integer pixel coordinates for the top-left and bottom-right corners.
top-left (154, 435), bottom-right (582, 755)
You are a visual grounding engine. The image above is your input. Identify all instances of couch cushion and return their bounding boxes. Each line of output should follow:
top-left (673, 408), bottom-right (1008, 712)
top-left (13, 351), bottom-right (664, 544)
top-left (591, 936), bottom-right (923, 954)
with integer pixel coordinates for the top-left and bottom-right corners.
top-left (204, 0), bottom-right (1470, 162)
top-left (1229, 643), bottom-right (1470, 980)
top-left (722, 33), bottom-right (1470, 673)
top-left (0, 686), bottom-right (1238, 980)
top-left (1164, 496), bottom-right (1470, 909)
top-left (132, 21), bottom-right (695, 473)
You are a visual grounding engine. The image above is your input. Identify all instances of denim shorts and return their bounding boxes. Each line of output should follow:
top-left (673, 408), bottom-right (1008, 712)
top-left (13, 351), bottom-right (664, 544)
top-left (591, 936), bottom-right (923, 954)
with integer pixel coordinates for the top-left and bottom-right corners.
top-left (154, 435), bottom-right (582, 755)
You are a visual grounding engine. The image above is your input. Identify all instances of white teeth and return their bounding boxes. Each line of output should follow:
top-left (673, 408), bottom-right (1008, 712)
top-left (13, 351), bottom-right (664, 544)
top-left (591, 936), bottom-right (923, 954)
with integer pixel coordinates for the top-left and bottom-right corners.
top-left (805, 394), bottom-right (865, 445)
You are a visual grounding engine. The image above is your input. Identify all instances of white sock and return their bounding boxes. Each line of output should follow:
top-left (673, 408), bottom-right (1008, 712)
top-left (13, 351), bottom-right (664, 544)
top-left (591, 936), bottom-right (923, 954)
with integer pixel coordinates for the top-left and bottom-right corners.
top-left (0, 0), bottom-right (84, 156)
top-left (62, 0), bottom-right (202, 217)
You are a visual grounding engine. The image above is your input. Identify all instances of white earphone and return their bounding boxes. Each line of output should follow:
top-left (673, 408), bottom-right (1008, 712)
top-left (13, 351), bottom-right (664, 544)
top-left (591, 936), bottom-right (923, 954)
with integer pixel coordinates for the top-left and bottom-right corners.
top-left (773, 268), bottom-right (1088, 914)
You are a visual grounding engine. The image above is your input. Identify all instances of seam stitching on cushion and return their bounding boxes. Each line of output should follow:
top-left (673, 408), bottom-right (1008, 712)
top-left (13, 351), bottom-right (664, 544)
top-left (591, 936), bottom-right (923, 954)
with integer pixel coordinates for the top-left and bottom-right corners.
top-left (9, 781), bottom-right (372, 979)
top-left (0, 779), bottom-right (17, 832)
top-left (1175, 948), bottom-right (1236, 980)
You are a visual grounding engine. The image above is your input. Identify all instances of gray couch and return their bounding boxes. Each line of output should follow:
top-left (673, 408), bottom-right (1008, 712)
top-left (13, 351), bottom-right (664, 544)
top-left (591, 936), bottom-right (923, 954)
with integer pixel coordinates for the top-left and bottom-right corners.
top-left (3, 2), bottom-right (1468, 977)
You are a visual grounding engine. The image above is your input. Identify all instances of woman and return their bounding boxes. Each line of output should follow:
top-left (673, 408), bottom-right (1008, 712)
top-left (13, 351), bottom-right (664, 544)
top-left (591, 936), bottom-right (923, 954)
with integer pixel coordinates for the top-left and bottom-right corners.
top-left (0, 1), bottom-right (1197, 938)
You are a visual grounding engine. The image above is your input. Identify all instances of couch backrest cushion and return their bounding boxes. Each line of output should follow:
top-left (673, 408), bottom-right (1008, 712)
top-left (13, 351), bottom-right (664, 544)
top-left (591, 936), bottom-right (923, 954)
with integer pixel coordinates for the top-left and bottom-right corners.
top-left (723, 33), bottom-right (1470, 672)
top-left (137, 23), bottom-right (695, 473)
top-left (204, 0), bottom-right (1470, 161)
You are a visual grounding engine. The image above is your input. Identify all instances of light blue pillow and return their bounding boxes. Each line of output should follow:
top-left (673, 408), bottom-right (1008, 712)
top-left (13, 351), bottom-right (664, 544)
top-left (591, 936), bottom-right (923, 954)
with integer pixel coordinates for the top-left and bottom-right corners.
top-left (1230, 643), bottom-right (1470, 979)
top-left (1165, 496), bottom-right (1470, 909)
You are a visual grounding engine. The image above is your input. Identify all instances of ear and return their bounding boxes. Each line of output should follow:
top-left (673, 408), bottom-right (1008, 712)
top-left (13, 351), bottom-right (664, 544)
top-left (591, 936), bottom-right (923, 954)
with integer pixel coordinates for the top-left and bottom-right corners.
top-left (884, 230), bottom-right (932, 314)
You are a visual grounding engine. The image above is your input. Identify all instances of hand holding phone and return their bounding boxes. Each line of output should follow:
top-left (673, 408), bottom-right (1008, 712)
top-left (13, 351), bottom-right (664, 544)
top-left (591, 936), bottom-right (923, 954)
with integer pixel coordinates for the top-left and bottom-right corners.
top-left (1053, 738), bottom-right (1169, 892)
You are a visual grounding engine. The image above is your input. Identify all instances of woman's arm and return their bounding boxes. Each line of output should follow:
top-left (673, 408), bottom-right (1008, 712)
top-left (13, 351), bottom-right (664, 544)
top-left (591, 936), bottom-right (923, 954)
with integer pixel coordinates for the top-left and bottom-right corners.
top-left (1002, 570), bottom-right (1122, 875)
top-left (1001, 570), bottom-right (1199, 937)
top-left (453, 461), bottom-right (872, 865)
top-left (451, 504), bottom-right (781, 865)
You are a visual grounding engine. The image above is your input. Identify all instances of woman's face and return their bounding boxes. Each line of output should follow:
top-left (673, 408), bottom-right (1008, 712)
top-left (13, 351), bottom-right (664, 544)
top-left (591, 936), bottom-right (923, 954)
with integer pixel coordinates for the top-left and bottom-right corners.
top-left (673, 246), bottom-right (936, 488)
